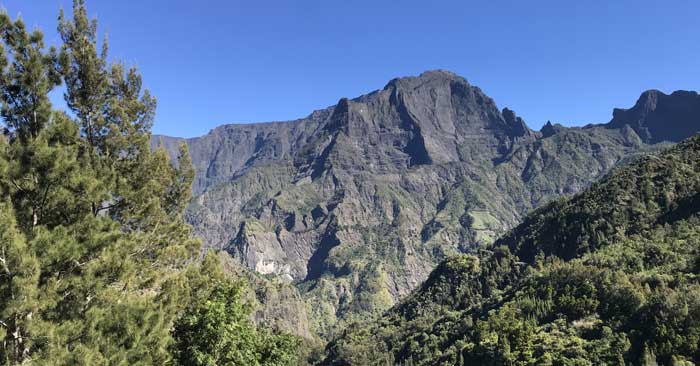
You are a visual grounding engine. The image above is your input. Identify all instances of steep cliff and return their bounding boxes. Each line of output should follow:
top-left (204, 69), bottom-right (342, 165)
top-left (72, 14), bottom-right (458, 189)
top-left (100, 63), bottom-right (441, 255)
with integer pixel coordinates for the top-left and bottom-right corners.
top-left (608, 89), bottom-right (700, 143)
top-left (153, 71), bottom-right (697, 339)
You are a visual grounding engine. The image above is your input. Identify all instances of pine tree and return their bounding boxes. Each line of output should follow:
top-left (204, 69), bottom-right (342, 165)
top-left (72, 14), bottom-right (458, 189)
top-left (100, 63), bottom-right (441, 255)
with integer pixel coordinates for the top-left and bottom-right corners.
top-left (0, 2), bottom-right (301, 365)
top-left (0, 12), bottom-right (65, 233)
top-left (0, 13), bottom-right (61, 142)
top-left (0, 1), bottom-right (199, 364)
top-left (0, 201), bottom-right (40, 365)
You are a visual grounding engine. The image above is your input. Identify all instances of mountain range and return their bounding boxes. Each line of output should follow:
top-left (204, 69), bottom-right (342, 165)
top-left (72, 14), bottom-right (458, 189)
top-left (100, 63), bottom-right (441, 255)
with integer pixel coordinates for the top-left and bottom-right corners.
top-left (152, 70), bottom-right (699, 340)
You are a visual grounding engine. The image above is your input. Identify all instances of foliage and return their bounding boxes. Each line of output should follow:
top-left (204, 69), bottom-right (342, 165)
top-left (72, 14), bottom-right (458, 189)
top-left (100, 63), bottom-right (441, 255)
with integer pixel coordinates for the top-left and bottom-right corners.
top-left (0, 2), bottom-right (300, 365)
top-left (172, 276), bottom-right (300, 366)
top-left (323, 136), bottom-right (700, 366)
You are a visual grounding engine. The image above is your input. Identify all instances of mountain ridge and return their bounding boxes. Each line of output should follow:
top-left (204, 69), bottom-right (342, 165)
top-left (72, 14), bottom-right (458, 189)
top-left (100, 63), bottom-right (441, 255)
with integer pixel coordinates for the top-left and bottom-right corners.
top-left (608, 89), bottom-right (700, 143)
top-left (152, 70), bottom-right (698, 340)
top-left (154, 78), bottom-right (698, 201)
top-left (156, 74), bottom-right (699, 150)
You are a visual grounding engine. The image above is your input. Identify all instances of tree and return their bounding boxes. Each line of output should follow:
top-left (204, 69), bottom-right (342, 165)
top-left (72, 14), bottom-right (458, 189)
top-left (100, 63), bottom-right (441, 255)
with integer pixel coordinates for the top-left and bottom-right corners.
top-left (0, 201), bottom-right (40, 365)
top-left (0, 13), bottom-right (60, 142)
top-left (172, 259), bottom-right (300, 366)
top-left (0, 2), bottom-right (302, 365)
top-left (171, 253), bottom-right (302, 366)
top-left (0, 1), bottom-right (199, 364)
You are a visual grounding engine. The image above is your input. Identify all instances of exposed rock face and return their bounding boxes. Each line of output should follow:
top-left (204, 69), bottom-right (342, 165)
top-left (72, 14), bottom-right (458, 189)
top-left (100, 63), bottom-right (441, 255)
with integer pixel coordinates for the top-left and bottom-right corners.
top-left (608, 89), bottom-right (700, 143)
top-left (153, 70), bottom-right (696, 339)
top-left (218, 252), bottom-right (313, 340)
top-left (154, 112), bottom-right (330, 195)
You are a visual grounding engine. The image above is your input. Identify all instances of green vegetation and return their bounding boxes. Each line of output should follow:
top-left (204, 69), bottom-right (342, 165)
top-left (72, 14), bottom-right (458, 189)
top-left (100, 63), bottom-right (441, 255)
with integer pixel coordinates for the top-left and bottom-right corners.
top-left (323, 136), bottom-right (700, 366)
top-left (2, 1), bottom-right (699, 365)
top-left (172, 267), bottom-right (300, 366)
top-left (0, 2), bottom-right (298, 365)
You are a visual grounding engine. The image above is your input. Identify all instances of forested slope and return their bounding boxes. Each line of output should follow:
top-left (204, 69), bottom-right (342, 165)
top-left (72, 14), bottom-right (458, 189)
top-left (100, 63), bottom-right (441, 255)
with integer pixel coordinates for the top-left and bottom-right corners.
top-left (323, 136), bottom-right (700, 366)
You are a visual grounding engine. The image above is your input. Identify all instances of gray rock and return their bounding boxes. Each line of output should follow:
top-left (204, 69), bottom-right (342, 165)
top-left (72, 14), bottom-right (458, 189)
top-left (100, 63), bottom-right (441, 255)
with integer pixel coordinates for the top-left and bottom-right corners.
top-left (608, 89), bottom-right (700, 143)
top-left (153, 70), bottom-right (696, 339)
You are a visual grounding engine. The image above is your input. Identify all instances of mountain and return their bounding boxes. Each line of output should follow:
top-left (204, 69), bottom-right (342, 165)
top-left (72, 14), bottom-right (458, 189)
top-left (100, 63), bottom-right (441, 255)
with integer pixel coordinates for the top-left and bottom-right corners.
top-left (322, 136), bottom-right (700, 366)
top-left (152, 71), bottom-right (696, 339)
top-left (608, 90), bottom-right (700, 143)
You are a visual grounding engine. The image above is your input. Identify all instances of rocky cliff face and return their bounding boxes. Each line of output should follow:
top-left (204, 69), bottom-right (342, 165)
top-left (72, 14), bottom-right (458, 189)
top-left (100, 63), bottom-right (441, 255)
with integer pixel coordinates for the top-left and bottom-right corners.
top-left (608, 89), bottom-right (700, 143)
top-left (153, 71), bottom-right (697, 339)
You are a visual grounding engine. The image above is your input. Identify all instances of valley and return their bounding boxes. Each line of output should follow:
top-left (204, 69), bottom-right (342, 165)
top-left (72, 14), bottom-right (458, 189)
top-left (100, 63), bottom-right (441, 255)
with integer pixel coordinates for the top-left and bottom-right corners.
top-left (153, 71), bottom-right (698, 341)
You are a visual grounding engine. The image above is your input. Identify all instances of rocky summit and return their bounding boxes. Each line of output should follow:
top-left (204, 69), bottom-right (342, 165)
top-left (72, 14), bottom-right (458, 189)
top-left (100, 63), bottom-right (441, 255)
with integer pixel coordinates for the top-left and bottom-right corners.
top-left (153, 70), bottom-right (698, 339)
top-left (608, 89), bottom-right (700, 143)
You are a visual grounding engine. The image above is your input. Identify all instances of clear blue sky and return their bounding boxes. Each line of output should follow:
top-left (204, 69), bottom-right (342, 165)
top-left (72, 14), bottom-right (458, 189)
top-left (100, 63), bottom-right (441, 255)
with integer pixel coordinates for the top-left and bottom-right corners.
top-left (1, 0), bottom-right (698, 137)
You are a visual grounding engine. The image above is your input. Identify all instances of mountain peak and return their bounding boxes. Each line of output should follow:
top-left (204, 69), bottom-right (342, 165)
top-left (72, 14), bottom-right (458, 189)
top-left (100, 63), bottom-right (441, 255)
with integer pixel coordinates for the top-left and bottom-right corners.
top-left (384, 69), bottom-right (469, 90)
top-left (608, 89), bottom-right (700, 143)
top-left (418, 69), bottom-right (463, 80)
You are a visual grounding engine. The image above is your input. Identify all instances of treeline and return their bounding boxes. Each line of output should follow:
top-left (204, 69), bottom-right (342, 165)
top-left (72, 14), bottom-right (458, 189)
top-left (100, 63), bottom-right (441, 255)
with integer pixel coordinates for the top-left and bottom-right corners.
top-left (323, 137), bottom-right (700, 365)
top-left (0, 1), bottom-right (299, 365)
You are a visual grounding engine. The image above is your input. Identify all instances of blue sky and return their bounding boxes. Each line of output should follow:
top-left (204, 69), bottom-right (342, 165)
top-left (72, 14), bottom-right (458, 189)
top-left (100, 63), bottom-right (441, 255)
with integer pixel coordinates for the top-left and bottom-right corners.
top-left (1, 0), bottom-right (698, 137)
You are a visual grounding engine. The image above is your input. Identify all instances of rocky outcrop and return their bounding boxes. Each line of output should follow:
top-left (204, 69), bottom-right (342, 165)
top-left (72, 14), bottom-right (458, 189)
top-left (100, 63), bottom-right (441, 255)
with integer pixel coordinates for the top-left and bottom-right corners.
top-left (607, 89), bottom-right (700, 143)
top-left (153, 70), bottom-right (697, 339)
top-left (218, 252), bottom-right (314, 340)
top-left (153, 110), bottom-right (331, 195)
